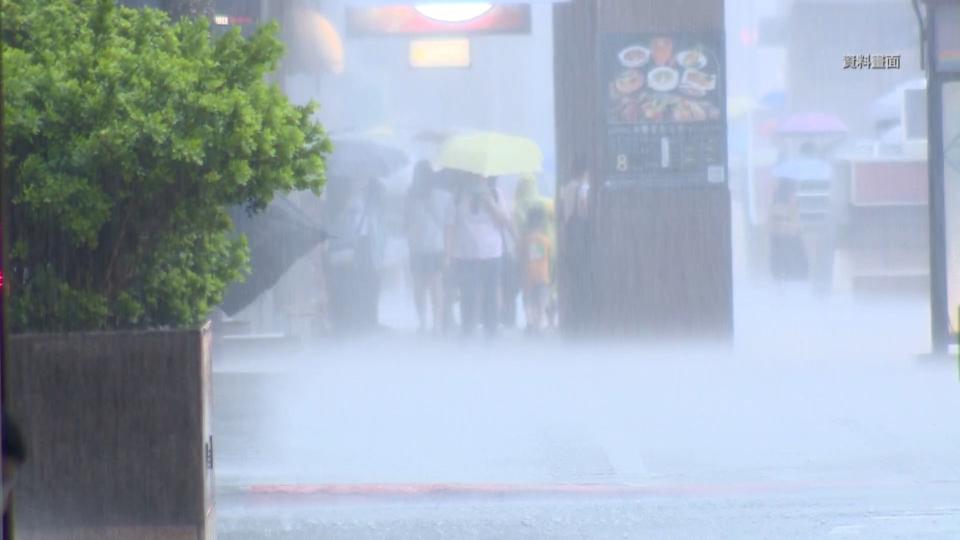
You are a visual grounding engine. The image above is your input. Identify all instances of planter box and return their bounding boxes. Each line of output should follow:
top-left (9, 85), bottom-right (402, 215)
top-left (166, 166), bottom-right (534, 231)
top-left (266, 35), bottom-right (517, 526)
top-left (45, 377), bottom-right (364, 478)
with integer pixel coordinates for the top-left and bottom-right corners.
top-left (6, 324), bottom-right (215, 540)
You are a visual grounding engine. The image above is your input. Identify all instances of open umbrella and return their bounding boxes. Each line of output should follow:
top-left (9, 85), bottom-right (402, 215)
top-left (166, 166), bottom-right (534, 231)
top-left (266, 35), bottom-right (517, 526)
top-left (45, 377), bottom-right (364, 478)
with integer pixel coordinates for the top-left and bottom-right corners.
top-left (220, 197), bottom-right (330, 316)
top-left (776, 112), bottom-right (848, 136)
top-left (327, 138), bottom-right (409, 180)
top-left (759, 90), bottom-right (787, 110)
top-left (435, 131), bottom-right (543, 177)
top-left (772, 157), bottom-right (833, 181)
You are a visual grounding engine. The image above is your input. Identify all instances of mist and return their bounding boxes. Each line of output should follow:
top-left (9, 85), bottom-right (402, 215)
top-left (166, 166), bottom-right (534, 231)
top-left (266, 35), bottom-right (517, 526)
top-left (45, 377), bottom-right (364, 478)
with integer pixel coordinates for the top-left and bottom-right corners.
top-left (211, 0), bottom-right (960, 538)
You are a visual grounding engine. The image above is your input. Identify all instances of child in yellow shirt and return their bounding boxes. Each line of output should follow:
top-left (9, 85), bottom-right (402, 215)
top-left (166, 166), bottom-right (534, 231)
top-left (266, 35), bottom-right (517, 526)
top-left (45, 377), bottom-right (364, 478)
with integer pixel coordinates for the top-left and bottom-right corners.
top-left (519, 206), bottom-right (553, 334)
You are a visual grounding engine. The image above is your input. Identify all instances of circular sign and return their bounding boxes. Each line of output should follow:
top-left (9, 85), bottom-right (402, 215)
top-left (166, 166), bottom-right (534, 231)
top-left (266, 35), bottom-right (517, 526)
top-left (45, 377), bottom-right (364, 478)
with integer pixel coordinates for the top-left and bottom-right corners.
top-left (414, 3), bottom-right (494, 23)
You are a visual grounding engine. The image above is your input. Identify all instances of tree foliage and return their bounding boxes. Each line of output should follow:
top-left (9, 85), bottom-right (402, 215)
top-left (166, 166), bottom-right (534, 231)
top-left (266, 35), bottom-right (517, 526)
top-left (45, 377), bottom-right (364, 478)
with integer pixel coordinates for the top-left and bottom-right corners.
top-left (2, 0), bottom-right (330, 332)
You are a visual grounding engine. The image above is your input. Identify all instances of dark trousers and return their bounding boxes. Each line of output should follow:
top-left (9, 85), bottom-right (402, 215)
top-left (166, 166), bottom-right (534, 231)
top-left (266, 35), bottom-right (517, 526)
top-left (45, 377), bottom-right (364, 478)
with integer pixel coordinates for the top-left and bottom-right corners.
top-left (455, 258), bottom-right (501, 337)
top-left (500, 253), bottom-right (520, 327)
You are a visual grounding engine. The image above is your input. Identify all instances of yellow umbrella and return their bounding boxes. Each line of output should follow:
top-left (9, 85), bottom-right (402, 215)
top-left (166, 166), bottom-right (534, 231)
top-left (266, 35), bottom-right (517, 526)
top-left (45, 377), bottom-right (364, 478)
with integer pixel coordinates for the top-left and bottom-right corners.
top-left (435, 132), bottom-right (543, 178)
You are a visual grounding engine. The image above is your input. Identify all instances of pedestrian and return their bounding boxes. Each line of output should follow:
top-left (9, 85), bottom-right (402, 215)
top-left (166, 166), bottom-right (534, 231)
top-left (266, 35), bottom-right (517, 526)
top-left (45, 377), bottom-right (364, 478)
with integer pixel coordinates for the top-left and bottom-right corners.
top-left (519, 205), bottom-right (553, 335)
top-left (323, 174), bottom-right (386, 336)
top-left (558, 155), bottom-right (592, 335)
top-left (445, 172), bottom-right (516, 338)
top-left (515, 173), bottom-right (558, 330)
top-left (404, 161), bottom-right (451, 335)
top-left (769, 178), bottom-right (809, 282)
top-left (498, 177), bottom-right (521, 330)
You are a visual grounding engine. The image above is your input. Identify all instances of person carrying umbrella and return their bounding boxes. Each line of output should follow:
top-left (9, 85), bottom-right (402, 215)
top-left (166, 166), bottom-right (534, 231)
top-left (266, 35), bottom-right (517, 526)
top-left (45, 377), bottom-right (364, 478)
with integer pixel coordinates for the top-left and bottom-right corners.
top-left (404, 161), bottom-right (452, 335)
top-left (768, 177), bottom-right (809, 283)
top-left (434, 131), bottom-right (542, 338)
top-left (323, 173), bottom-right (386, 336)
top-left (444, 172), bottom-right (516, 338)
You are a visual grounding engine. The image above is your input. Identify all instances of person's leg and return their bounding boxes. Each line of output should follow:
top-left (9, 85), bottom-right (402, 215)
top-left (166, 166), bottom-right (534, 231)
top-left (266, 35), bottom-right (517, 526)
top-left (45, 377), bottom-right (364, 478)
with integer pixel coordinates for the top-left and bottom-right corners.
top-left (410, 256), bottom-right (428, 332)
top-left (480, 258), bottom-right (501, 338)
top-left (368, 269), bottom-right (382, 330)
top-left (428, 264), bottom-right (445, 335)
top-left (457, 260), bottom-right (478, 336)
top-left (500, 254), bottom-right (519, 327)
top-left (441, 268), bottom-right (456, 335)
top-left (523, 288), bottom-right (536, 334)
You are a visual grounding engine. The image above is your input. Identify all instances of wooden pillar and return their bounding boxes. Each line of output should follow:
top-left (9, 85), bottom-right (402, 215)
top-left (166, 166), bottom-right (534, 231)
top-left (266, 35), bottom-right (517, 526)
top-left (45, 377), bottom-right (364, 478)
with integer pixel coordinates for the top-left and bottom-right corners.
top-left (554, 0), bottom-right (732, 339)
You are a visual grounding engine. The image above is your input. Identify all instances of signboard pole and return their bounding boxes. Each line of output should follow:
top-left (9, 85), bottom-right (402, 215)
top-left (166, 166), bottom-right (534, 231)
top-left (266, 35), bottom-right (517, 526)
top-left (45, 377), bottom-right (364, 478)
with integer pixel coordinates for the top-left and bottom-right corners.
top-left (924, 1), bottom-right (953, 355)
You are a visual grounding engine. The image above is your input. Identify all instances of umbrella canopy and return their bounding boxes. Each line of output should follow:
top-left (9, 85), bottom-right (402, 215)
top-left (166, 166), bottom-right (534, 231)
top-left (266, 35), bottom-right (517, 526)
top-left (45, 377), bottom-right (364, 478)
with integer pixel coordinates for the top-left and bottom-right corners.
top-left (327, 138), bottom-right (409, 180)
top-left (759, 90), bottom-right (787, 110)
top-left (435, 131), bottom-right (543, 177)
top-left (414, 129), bottom-right (457, 144)
top-left (220, 198), bottom-right (329, 316)
top-left (776, 112), bottom-right (849, 136)
top-left (772, 157), bottom-right (833, 181)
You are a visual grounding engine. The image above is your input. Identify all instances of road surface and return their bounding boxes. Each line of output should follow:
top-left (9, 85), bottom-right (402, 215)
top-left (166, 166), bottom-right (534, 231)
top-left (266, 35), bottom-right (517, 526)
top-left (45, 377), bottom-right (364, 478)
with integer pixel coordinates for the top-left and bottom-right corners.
top-left (213, 291), bottom-right (960, 538)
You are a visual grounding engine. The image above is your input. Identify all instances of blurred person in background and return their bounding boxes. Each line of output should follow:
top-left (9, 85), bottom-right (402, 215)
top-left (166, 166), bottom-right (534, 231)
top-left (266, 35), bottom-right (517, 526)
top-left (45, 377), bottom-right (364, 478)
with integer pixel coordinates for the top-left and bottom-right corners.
top-left (515, 173), bottom-right (558, 330)
top-left (768, 178), bottom-right (809, 284)
top-left (404, 162), bottom-right (452, 335)
top-left (559, 155), bottom-right (592, 334)
top-left (518, 206), bottom-right (553, 335)
top-left (323, 174), bottom-right (387, 335)
top-left (445, 173), bottom-right (516, 338)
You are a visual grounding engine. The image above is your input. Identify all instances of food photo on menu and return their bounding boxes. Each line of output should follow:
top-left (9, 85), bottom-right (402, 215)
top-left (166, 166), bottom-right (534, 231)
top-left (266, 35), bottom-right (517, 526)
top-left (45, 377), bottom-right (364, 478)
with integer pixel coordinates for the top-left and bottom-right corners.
top-left (608, 36), bottom-right (722, 124)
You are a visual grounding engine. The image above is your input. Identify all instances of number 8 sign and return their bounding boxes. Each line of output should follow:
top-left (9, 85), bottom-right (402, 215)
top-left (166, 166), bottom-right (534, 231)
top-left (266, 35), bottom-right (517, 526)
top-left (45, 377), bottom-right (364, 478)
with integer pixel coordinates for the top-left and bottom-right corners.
top-left (616, 154), bottom-right (629, 172)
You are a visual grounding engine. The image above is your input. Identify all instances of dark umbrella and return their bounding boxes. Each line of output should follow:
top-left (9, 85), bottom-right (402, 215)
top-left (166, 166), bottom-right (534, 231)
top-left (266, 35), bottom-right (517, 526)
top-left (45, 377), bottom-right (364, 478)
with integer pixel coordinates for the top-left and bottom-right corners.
top-left (220, 197), bottom-right (330, 317)
top-left (327, 138), bottom-right (408, 180)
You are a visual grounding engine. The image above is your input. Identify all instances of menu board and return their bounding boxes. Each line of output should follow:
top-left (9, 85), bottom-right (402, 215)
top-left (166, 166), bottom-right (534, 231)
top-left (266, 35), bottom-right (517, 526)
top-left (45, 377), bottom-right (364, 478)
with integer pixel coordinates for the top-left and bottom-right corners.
top-left (602, 34), bottom-right (727, 185)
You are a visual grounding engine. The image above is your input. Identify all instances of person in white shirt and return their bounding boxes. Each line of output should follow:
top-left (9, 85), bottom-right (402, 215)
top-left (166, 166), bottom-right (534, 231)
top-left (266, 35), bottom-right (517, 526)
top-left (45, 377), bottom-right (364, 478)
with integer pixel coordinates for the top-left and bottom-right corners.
top-left (445, 173), bottom-right (516, 338)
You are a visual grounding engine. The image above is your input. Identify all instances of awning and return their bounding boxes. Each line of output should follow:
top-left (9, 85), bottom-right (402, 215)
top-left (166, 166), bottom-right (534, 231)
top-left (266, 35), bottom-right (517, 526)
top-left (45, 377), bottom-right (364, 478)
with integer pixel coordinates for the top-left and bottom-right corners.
top-left (290, 10), bottom-right (344, 74)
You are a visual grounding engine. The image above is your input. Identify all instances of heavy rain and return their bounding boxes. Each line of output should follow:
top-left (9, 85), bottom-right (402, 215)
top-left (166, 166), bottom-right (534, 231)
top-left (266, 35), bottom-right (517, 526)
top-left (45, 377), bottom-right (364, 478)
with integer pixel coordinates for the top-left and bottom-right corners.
top-left (1, 0), bottom-right (959, 539)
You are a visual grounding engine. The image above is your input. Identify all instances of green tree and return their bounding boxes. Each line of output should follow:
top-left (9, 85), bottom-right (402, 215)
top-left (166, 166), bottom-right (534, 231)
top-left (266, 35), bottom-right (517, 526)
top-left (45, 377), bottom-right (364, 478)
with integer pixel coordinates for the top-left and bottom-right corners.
top-left (2, 0), bottom-right (330, 332)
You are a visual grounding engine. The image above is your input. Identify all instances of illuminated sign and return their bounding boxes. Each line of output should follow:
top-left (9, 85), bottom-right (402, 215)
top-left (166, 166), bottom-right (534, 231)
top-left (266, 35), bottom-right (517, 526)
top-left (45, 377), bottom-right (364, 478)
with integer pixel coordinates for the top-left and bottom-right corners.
top-left (213, 15), bottom-right (254, 26)
top-left (347, 4), bottom-right (530, 36)
top-left (409, 38), bottom-right (471, 68)
top-left (414, 3), bottom-right (493, 22)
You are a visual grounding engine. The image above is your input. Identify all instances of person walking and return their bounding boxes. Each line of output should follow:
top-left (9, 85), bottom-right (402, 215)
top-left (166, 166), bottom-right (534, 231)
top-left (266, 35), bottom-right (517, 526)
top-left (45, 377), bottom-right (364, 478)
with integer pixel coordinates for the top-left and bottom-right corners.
top-left (518, 205), bottom-right (553, 335)
top-left (769, 178), bottom-right (809, 282)
top-left (445, 173), bottom-right (515, 338)
top-left (404, 162), bottom-right (451, 335)
top-left (323, 174), bottom-right (386, 336)
top-left (558, 155), bottom-right (592, 335)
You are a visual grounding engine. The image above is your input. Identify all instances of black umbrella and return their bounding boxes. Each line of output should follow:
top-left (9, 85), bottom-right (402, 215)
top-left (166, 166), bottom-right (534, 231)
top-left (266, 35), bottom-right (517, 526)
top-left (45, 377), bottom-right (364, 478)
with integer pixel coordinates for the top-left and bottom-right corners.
top-left (220, 197), bottom-right (330, 317)
top-left (327, 138), bottom-right (408, 180)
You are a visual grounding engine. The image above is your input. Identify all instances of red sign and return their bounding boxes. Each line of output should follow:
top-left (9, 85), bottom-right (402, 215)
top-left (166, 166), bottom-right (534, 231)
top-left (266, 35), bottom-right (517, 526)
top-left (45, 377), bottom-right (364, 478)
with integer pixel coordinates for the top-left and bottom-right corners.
top-left (347, 5), bottom-right (531, 36)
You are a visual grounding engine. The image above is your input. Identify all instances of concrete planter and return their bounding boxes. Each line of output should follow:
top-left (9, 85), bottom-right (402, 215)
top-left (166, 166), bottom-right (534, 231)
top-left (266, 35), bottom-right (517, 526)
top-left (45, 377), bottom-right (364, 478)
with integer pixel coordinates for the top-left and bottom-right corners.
top-left (6, 324), bottom-right (215, 540)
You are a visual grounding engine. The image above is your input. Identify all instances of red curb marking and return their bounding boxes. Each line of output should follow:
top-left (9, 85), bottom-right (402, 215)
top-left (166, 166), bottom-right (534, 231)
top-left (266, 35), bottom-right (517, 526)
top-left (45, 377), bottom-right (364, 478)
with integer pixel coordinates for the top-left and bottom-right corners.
top-left (245, 481), bottom-right (868, 497)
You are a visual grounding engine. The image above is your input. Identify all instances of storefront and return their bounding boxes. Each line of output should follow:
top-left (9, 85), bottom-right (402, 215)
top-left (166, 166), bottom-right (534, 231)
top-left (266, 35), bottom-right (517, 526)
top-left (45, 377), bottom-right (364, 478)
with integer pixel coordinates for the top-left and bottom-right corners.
top-left (554, 0), bottom-right (732, 338)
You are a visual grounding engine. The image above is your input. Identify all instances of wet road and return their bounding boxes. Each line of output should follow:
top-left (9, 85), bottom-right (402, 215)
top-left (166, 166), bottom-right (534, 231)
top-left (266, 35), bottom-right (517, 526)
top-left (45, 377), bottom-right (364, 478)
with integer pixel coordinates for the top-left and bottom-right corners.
top-left (213, 292), bottom-right (960, 538)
